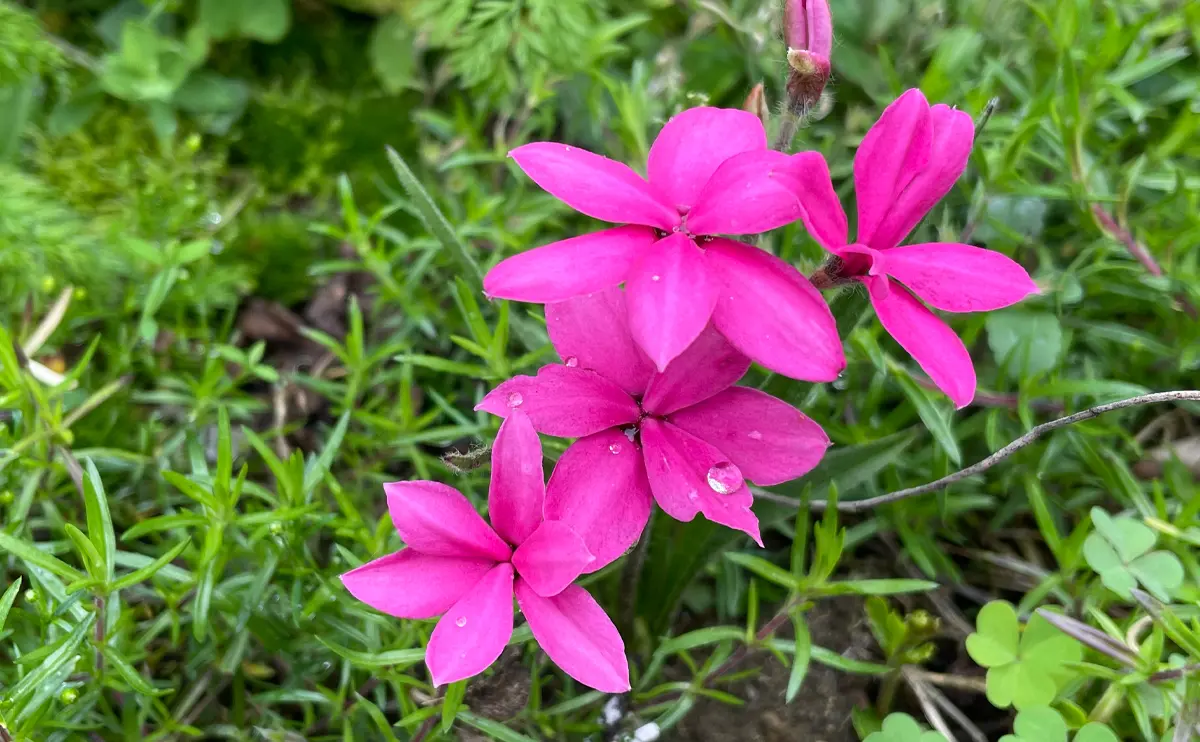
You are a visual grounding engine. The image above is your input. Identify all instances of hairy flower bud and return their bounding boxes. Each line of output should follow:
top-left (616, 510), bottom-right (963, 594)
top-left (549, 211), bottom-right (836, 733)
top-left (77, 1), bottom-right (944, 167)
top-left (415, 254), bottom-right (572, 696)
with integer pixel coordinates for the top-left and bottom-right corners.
top-left (743, 82), bottom-right (768, 128)
top-left (783, 0), bottom-right (832, 115)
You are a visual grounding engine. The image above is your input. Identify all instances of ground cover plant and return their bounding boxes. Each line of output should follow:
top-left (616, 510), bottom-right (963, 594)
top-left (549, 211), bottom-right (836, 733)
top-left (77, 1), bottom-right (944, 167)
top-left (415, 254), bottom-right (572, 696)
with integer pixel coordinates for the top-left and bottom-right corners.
top-left (2, 0), bottom-right (1200, 740)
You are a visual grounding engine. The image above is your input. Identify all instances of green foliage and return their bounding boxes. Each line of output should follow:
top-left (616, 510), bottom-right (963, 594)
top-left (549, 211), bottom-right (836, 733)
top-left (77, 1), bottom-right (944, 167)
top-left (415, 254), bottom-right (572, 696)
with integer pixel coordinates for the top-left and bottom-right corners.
top-left (0, 1), bottom-right (65, 85)
top-left (1000, 706), bottom-right (1119, 742)
top-left (198, 0), bottom-right (291, 43)
top-left (864, 713), bottom-right (947, 742)
top-left (1083, 507), bottom-right (1183, 601)
top-left (966, 602), bottom-right (1083, 709)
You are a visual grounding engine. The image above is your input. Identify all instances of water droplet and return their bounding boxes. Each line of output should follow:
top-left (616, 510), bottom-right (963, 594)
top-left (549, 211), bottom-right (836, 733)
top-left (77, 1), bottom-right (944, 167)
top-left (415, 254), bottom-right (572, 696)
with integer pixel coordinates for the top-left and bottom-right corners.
top-left (506, 391), bottom-right (524, 408)
top-left (686, 489), bottom-right (699, 502)
top-left (706, 462), bottom-right (743, 495)
top-left (564, 356), bottom-right (579, 367)
top-left (455, 616), bottom-right (468, 628)
top-left (747, 430), bottom-right (763, 440)
top-left (651, 275), bottom-right (661, 282)
top-left (608, 443), bottom-right (623, 455)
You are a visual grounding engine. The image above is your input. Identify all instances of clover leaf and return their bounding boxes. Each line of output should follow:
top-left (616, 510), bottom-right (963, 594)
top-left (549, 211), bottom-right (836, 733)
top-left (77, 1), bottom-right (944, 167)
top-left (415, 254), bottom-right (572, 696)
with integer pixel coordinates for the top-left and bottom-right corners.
top-left (864, 713), bottom-right (947, 742)
top-left (999, 707), bottom-right (1118, 742)
top-left (1083, 508), bottom-right (1183, 601)
top-left (965, 601), bottom-right (1082, 709)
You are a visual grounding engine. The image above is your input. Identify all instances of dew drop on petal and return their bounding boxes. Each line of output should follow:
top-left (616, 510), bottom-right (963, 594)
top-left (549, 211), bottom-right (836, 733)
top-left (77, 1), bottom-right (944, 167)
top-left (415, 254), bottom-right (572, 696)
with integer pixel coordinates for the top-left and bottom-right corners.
top-left (564, 356), bottom-right (579, 367)
top-left (747, 430), bottom-right (763, 441)
top-left (609, 442), bottom-right (623, 455)
top-left (455, 616), bottom-right (468, 628)
top-left (706, 462), bottom-right (743, 495)
top-left (506, 391), bottom-right (524, 408)
top-left (686, 489), bottom-right (698, 502)
top-left (651, 274), bottom-right (661, 282)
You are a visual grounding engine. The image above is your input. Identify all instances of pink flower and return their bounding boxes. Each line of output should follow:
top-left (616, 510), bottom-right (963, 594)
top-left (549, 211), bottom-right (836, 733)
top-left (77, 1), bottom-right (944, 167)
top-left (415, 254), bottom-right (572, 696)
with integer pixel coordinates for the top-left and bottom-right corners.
top-left (792, 89), bottom-right (1039, 408)
top-left (340, 412), bottom-right (630, 692)
top-left (477, 287), bottom-right (831, 559)
top-left (484, 107), bottom-right (844, 381)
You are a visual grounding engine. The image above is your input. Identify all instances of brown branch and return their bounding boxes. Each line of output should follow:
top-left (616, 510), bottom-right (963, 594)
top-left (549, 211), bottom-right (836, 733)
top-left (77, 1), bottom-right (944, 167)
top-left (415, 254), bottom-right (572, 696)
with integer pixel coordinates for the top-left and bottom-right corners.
top-left (755, 391), bottom-right (1200, 514)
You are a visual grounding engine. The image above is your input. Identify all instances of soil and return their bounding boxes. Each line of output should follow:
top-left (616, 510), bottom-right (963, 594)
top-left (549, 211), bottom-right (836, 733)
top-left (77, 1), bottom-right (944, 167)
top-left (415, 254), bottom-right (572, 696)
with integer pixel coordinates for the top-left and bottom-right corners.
top-left (671, 595), bottom-right (875, 742)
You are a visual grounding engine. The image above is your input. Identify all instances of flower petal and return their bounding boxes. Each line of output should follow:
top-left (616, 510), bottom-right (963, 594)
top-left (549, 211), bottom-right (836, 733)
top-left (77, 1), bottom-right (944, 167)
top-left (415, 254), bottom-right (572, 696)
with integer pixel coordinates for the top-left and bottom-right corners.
top-left (640, 419), bottom-right (761, 545)
top-left (778, 151), bottom-right (848, 250)
top-left (544, 430), bottom-right (653, 572)
top-left (476, 365), bottom-right (640, 438)
top-left (878, 242), bottom-right (1038, 312)
top-left (511, 521), bottom-right (594, 597)
top-left (545, 286), bottom-right (655, 397)
top-left (854, 89), bottom-right (933, 249)
top-left (426, 563), bottom-right (514, 687)
top-left (515, 580), bottom-right (631, 692)
top-left (385, 481), bottom-right (511, 562)
top-left (340, 550), bottom-right (495, 619)
top-left (668, 387), bottom-right (830, 486)
top-left (510, 143), bottom-right (677, 229)
top-left (706, 239), bottom-right (844, 382)
top-left (641, 325), bottom-right (750, 416)
top-left (647, 107), bottom-right (767, 212)
top-left (483, 226), bottom-right (657, 303)
top-left (488, 411), bottom-right (545, 547)
top-left (686, 150), bottom-right (805, 235)
top-left (869, 104), bottom-right (975, 250)
top-left (864, 274), bottom-right (976, 408)
top-left (626, 233), bottom-right (719, 371)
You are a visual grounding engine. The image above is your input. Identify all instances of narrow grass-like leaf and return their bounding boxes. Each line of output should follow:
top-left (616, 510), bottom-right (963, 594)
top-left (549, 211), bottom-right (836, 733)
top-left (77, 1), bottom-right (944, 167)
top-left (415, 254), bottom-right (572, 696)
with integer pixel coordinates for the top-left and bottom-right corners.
top-left (0, 531), bottom-right (85, 582)
top-left (83, 459), bottom-right (116, 583)
top-left (112, 538), bottom-right (191, 591)
top-left (0, 576), bottom-right (22, 631)
top-left (785, 614), bottom-right (812, 703)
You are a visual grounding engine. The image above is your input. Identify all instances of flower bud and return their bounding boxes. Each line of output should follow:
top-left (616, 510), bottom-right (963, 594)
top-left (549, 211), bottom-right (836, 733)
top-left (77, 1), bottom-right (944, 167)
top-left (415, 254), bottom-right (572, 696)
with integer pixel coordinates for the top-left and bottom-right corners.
top-left (783, 0), bottom-right (832, 115)
top-left (743, 82), bottom-right (769, 128)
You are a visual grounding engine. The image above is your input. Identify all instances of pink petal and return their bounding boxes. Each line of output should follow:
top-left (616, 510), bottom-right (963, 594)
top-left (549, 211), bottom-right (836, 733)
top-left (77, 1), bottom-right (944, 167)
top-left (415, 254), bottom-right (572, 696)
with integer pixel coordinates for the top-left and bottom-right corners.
top-left (706, 239), bottom-right (844, 382)
top-left (641, 325), bottom-right (750, 416)
top-left (647, 107), bottom-right (767, 212)
top-left (544, 430), bottom-right (653, 572)
top-left (425, 563), bottom-right (514, 687)
top-left (510, 143), bottom-right (677, 229)
top-left (869, 104), bottom-right (975, 250)
top-left (511, 521), bottom-right (594, 597)
top-left (626, 233), bottom-right (719, 371)
top-left (483, 226), bottom-right (657, 303)
top-left (668, 387), bottom-right (830, 486)
top-left (340, 550), bottom-right (495, 619)
top-left (476, 365), bottom-right (640, 438)
top-left (515, 580), bottom-right (631, 693)
top-left (854, 89), bottom-right (933, 249)
top-left (545, 286), bottom-right (655, 397)
top-left (777, 151), bottom-right (848, 250)
top-left (864, 274), bottom-right (976, 408)
top-left (488, 411), bottom-right (545, 547)
top-left (640, 419), bottom-right (762, 545)
top-left (878, 242), bottom-right (1038, 313)
top-left (686, 150), bottom-right (805, 235)
top-left (385, 481), bottom-right (511, 562)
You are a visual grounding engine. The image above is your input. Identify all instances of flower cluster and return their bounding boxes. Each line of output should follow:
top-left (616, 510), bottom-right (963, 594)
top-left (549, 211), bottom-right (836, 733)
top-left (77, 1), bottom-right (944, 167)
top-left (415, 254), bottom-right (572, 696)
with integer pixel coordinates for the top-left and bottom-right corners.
top-left (342, 2), bottom-right (1036, 695)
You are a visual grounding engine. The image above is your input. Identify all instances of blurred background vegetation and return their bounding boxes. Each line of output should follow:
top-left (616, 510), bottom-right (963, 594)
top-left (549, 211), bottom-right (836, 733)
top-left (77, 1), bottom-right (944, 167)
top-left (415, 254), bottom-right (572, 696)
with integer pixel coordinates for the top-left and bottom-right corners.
top-left (1, 0), bottom-right (1199, 740)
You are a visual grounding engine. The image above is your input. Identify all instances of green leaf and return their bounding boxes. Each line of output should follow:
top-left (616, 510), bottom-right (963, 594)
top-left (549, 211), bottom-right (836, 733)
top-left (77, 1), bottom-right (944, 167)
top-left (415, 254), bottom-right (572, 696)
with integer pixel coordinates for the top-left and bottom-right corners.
top-left (83, 459), bottom-right (116, 583)
top-left (724, 552), bottom-right (800, 590)
top-left (199, 0), bottom-right (290, 42)
top-left (369, 16), bottom-right (417, 93)
top-left (303, 412), bottom-right (350, 496)
top-left (0, 576), bottom-right (22, 632)
top-left (5, 616), bottom-right (93, 709)
top-left (385, 146), bottom-right (484, 288)
top-left (1005, 705), bottom-right (1068, 742)
top-left (816, 579), bottom-right (939, 597)
top-left (111, 538), bottom-right (191, 591)
top-left (986, 311), bottom-right (1062, 377)
top-left (457, 712), bottom-right (540, 742)
top-left (1074, 723), bottom-right (1120, 742)
top-left (317, 638), bottom-right (425, 669)
top-left (441, 679), bottom-right (467, 733)
top-left (103, 645), bottom-right (170, 695)
top-left (1085, 509), bottom-right (1181, 601)
top-left (0, 531), bottom-right (85, 583)
top-left (864, 712), bottom-right (948, 742)
top-left (173, 71), bottom-right (249, 114)
top-left (895, 371), bottom-right (961, 465)
top-left (966, 601), bottom-right (1019, 667)
top-left (785, 614), bottom-right (811, 703)
top-left (64, 523), bottom-right (105, 580)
